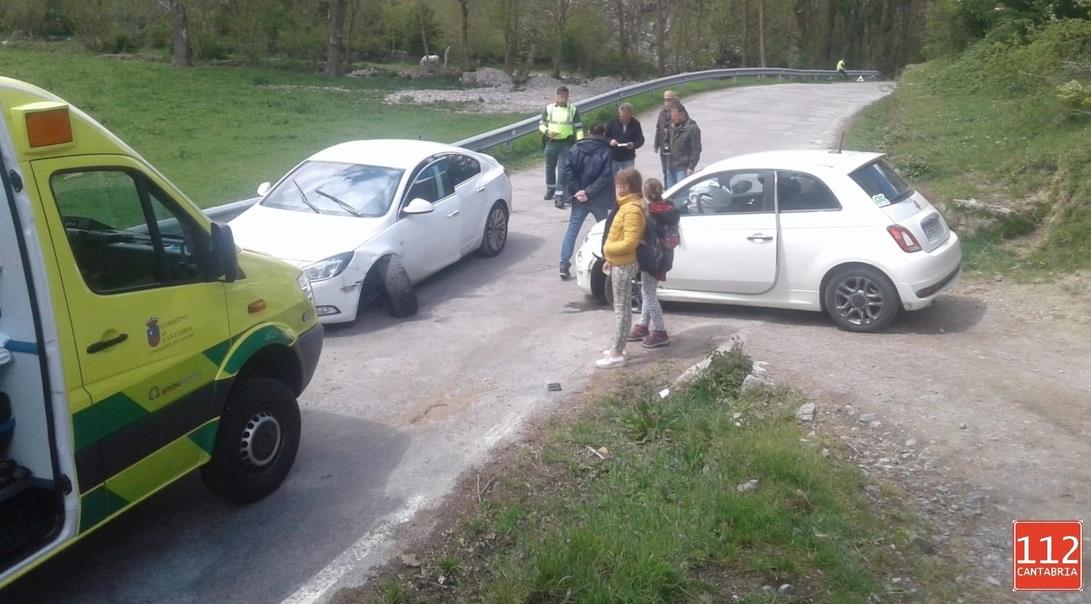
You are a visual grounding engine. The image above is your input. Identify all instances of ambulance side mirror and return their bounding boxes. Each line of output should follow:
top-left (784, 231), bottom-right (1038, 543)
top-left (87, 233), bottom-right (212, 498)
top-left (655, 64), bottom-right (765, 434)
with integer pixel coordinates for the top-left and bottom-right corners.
top-left (210, 222), bottom-right (240, 283)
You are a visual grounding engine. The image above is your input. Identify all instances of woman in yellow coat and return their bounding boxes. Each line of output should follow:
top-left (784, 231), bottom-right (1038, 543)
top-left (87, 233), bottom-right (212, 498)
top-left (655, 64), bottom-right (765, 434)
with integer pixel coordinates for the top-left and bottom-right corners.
top-left (598, 168), bottom-right (647, 369)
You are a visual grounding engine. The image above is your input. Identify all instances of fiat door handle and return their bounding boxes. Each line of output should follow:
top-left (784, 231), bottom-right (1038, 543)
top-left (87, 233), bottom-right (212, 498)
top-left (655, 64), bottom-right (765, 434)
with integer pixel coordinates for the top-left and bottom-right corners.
top-left (747, 233), bottom-right (774, 242)
top-left (87, 333), bottom-right (128, 354)
top-left (447, 209), bottom-right (461, 218)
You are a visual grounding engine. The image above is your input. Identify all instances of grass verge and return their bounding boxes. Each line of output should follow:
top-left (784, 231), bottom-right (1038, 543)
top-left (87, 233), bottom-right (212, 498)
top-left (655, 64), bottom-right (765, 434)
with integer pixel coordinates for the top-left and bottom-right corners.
top-left (846, 20), bottom-right (1091, 279)
top-left (339, 344), bottom-right (976, 603)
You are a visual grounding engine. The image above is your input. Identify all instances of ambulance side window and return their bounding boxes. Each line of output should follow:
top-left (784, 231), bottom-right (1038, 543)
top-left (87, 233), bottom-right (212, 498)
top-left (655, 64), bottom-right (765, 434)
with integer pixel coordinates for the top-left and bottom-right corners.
top-left (50, 169), bottom-right (206, 294)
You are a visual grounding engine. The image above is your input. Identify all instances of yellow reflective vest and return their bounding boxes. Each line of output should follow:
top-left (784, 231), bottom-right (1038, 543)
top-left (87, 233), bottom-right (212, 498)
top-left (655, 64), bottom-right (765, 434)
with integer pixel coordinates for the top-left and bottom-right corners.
top-left (539, 103), bottom-right (584, 142)
top-left (837, 60), bottom-right (846, 71)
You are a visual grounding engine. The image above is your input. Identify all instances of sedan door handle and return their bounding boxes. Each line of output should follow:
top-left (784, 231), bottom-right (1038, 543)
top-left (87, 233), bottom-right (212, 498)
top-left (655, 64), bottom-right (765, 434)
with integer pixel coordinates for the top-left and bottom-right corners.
top-left (475, 185), bottom-right (487, 193)
top-left (447, 209), bottom-right (461, 218)
top-left (87, 333), bottom-right (128, 354)
top-left (747, 233), bottom-right (774, 242)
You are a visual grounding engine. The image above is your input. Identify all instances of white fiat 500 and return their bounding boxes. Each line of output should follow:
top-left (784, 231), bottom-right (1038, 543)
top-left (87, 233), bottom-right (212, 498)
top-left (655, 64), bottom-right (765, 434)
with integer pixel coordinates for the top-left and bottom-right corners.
top-left (575, 150), bottom-right (962, 332)
top-left (231, 139), bottom-right (511, 324)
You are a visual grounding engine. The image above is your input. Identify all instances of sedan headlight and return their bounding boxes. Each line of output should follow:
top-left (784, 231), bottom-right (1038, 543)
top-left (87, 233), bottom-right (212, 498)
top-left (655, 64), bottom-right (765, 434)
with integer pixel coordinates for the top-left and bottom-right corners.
top-left (296, 272), bottom-right (314, 304)
top-left (304, 252), bottom-right (354, 282)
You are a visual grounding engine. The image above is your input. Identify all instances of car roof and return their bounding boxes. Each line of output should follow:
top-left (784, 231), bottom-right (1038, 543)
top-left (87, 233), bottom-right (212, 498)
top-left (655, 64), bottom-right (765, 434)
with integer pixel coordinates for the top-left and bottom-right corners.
top-left (705, 150), bottom-right (884, 175)
top-left (309, 139), bottom-right (469, 169)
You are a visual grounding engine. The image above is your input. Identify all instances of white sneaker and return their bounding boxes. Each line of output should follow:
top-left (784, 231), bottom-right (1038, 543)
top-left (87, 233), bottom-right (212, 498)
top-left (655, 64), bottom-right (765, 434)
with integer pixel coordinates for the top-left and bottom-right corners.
top-left (595, 353), bottom-right (627, 369)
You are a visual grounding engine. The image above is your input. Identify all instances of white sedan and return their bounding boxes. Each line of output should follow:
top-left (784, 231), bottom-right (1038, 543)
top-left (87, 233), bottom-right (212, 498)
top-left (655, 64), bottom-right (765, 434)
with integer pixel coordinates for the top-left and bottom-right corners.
top-left (575, 150), bottom-right (962, 332)
top-left (231, 139), bottom-right (512, 324)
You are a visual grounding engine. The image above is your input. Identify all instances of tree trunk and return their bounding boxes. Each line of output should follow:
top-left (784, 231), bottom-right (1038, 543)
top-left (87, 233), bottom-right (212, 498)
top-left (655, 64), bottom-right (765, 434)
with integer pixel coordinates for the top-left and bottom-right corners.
top-left (790, 0), bottom-right (807, 68)
top-left (551, 0), bottom-right (571, 79)
top-left (417, 0), bottom-right (430, 57)
top-left (459, 0), bottom-right (471, 71)
top-left (741, 0), bottom-right (749, 67)
top-left (170, 0), bottom-right (193, 68)
top-left (757, 0), bottom-right (767, 67)
top-left (502, 0), bottom-right (519, 75)
top-left (614, 0), bottom-right (629, 79)
top-left (325, 0), bottom-right (346, 77)
top-left (655, 0), bottom-right (667, 75)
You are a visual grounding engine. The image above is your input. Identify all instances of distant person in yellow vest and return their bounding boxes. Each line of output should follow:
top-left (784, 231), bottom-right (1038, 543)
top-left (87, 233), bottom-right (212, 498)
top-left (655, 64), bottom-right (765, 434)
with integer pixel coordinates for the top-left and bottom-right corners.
top-left (539, 85), bottom-right (585, 209)
top-left (837, 58), bottom-right (848, 80)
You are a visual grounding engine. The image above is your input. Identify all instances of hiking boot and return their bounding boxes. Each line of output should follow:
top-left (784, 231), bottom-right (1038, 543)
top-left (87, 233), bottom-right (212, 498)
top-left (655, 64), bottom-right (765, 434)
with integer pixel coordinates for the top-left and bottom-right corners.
top-left (642, 331), bottom-right (671, 349)
top-left (544, 188), bottom-right (555, 200)
top-left (595, 352), bottom-right (627, 369)
top-left (554, 196), bottom-right (567, 210)
top-left (627, 325), bottom-right (649, 342)
top-left (559, 263), bottom-right (571, 280)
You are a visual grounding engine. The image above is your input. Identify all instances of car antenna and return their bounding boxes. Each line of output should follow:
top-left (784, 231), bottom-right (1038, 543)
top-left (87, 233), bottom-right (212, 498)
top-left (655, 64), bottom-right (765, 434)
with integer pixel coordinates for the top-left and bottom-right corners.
top-left (831, 130), bottom-right (846, 154)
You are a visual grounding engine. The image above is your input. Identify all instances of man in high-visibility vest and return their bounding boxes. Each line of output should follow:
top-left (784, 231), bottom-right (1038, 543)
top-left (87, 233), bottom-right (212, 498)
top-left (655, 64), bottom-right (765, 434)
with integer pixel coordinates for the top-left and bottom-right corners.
top-left (837, 58), bottom-right (848, 80)
top-left (539, 85), bottom-right (585, 209)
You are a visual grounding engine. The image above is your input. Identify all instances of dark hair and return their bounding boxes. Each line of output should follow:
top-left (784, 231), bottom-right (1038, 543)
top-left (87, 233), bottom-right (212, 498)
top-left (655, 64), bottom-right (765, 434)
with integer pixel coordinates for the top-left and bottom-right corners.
top-left (615, 168), bottom-right (643, 196)
top-left (671, 103), bottom-right (688, 115)
top-left (643, 178), bottom-right (664, 203)
top-left (589, 122), bottom-right (606, 136)
top-left (556, 85), bottom-right (569, 94)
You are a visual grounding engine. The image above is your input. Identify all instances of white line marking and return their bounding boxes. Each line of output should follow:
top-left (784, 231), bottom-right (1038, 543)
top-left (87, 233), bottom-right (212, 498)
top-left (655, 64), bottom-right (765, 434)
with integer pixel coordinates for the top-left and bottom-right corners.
top-left (280, 493), bottom-right (428, 604)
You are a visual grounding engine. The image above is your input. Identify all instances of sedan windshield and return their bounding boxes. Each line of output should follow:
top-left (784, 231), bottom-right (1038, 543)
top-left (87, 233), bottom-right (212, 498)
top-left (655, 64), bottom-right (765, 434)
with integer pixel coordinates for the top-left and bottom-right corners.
top-left (261, 161), bottom-right (403, 217)
top-left (849, 159), bottom-right (913, 207)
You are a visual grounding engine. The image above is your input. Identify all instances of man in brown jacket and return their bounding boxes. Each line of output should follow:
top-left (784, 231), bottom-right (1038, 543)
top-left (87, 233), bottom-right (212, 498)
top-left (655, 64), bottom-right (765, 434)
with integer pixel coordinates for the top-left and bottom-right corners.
top-left (652, 90), bottom-right (680, 185)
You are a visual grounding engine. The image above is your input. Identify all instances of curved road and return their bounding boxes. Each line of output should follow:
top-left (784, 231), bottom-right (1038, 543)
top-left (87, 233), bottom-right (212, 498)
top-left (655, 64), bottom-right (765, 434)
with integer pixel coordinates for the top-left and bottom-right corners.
top-left (5, 82), bottom-right (891, 604)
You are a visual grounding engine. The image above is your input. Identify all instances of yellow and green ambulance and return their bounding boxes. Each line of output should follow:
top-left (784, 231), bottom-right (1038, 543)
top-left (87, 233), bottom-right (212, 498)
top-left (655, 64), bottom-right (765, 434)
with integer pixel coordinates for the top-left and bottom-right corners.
top-left (0, 76), bottom-right (323, 588)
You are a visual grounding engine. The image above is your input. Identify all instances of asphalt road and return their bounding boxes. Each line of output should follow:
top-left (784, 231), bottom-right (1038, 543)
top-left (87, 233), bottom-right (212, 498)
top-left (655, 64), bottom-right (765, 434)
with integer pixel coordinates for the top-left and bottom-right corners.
top-left (4, 82), bottom-right (891, 604)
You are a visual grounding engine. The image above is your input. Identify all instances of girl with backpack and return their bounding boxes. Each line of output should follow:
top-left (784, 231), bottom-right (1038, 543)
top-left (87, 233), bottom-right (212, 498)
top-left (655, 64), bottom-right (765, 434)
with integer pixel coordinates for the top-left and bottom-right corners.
top-left (597, 168), bottom-right (646, 369)
top-left (629, 179), bottom-right (680, 348)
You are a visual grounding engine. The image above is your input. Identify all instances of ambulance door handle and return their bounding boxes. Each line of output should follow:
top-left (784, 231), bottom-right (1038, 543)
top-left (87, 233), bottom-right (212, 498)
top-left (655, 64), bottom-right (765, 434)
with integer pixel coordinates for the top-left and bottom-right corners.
top-left (87, 333), bottom-right (128, 354)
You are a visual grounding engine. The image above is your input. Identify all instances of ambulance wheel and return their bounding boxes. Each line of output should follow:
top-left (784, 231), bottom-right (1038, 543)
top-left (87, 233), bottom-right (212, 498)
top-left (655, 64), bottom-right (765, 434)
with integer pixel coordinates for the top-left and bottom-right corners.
top-left (201, 378), bottom-right (301, 505)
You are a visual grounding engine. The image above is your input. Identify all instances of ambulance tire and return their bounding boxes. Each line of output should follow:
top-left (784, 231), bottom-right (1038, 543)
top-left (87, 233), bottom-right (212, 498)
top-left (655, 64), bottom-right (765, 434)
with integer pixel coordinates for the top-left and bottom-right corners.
top-left (378, 255), bottom-right (418, 318)
top-left (201, 378), bottom-right (301, 505)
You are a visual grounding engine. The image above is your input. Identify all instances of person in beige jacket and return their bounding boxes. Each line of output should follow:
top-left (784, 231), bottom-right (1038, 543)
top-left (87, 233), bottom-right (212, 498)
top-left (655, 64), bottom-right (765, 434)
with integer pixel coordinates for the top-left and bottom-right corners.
top-left (597, 168), bottom-right (646, 369)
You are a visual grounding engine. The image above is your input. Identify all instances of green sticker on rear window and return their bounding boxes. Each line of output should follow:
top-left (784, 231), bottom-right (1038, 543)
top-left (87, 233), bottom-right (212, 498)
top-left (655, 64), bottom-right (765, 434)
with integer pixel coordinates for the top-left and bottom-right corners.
top-left (871, 193), bottom-right (890, 207)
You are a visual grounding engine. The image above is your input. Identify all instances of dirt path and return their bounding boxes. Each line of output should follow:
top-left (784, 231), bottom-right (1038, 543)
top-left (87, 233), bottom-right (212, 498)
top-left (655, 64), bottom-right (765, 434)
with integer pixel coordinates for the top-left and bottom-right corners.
top-left (713, 273), bottom-right (1091, 602)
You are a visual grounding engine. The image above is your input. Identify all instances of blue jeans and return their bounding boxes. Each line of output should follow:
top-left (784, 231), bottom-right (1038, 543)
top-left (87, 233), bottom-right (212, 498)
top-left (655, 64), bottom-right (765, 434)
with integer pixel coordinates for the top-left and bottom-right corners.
top-left (560, 202), bottom-right (609, 268)
top-left (665, 168), bottom-right (688, 189)
top-left (612, 159), bottom-right (634, 175)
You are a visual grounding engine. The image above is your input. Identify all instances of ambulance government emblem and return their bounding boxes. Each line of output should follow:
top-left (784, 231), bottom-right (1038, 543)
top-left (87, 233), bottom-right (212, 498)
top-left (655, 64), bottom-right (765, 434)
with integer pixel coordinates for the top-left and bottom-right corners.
top-left (146, 317), bottom-right (161, 347)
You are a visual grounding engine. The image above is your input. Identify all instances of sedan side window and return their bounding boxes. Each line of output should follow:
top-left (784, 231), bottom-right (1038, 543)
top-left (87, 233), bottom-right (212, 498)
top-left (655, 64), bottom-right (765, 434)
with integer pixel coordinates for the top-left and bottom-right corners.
top-left (405, 165), bottom-right (440, 203)
top-left (448, 154), bottom-right (482, 188)
top-left (776, 172), bottom-right (841, 212)
top-left (672, 171), bottom-right (773, 215)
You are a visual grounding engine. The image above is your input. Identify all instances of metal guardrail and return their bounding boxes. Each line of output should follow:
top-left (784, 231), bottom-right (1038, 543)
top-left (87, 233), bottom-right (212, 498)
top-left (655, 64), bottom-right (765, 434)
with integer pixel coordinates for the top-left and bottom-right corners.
top-left (204, 67), bottom-right (881, 222)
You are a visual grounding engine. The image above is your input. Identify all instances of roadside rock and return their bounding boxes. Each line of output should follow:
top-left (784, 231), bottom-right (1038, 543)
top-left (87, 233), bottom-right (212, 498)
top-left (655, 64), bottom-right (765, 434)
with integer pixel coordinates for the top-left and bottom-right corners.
top-left (525, 74), bottom-right (563, 90)
top-left (472, 67), bottom-right (513, 88)
top-left (736, 479), bottom-right (760, 493)
top-left (741, 374), bottom-right (771, 393)
top-left (796, 402), bottom-right (816, 423)
top-left (858, 413), bottom-right (877, 424)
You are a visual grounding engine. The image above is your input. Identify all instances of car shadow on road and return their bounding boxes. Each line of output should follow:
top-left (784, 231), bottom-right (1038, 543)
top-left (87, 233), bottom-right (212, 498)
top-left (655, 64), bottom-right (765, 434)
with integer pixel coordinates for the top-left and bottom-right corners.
top-left (324, 232), bottom-right (545, 339)
top-left (7, 410), bottom-right (410, 604)
top-left (661, 292), bottom-right (987, 336)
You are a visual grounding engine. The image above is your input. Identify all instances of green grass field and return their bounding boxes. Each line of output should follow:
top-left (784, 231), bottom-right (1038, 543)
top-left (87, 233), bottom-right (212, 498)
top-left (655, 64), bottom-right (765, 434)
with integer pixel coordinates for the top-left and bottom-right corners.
top-left (0, 47), bottom-right (523, 207)
top-left (846, 20), bottom-right (1091, 277)
top-left (343, 345), bottom-right (977, 604)
top-left (1, 47), bottom-right (791, 209)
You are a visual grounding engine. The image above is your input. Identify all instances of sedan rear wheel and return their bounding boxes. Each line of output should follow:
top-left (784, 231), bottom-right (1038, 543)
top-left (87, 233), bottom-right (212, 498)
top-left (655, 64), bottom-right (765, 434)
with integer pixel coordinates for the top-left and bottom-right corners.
top-left (823, 266), bottom-right (900, 332)
top-left (477, 202), bottom-right (509, 257)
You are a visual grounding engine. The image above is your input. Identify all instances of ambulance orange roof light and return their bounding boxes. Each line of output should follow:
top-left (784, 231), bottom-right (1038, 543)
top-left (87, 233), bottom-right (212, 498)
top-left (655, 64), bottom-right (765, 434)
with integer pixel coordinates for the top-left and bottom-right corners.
top-left (26, 106), bottom-right (73, 148)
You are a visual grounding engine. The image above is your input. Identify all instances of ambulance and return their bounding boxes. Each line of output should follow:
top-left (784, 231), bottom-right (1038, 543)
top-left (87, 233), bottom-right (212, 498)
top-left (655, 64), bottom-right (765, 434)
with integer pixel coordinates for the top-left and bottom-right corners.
top-left (0, 77), bottom-right (323, 588)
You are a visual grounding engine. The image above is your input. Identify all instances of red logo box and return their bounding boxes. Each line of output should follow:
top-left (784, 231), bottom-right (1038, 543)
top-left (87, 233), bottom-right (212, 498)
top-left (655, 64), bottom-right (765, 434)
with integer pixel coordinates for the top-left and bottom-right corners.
top-left (1013, 521), bottom-right (1083, 591)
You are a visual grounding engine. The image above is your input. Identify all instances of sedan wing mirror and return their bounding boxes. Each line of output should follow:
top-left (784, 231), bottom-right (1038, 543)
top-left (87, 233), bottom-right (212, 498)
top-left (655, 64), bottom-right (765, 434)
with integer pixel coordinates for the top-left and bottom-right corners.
top-left (403, 198), bottom-right (435, 215)
top-left (257, 181), bottom-right (272, 197)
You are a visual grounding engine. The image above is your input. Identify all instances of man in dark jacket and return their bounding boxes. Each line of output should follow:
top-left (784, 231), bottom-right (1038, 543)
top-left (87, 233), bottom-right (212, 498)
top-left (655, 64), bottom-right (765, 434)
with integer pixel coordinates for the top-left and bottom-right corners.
top-left (558, 123), bottom-right (614, 280)
top-left (653, 90), bottom-right (680, 184)
top-left (665, 104), bottom-right (701, 188)
top-left (605, 102), bottom-right (645, 174)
